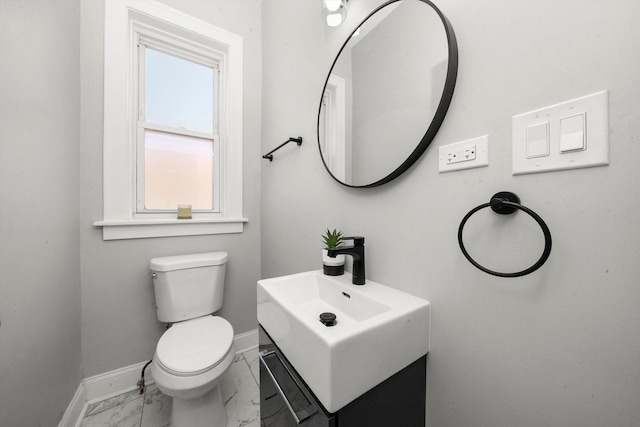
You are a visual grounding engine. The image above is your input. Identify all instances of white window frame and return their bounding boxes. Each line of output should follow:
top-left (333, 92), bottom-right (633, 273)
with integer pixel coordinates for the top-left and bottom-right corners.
top-left (95, 0), bottom-right (245, 240)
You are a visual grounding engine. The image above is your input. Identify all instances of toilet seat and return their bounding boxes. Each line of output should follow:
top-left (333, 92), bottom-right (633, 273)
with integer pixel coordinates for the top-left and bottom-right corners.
top-left (156, 316), bottom-right (234, 377)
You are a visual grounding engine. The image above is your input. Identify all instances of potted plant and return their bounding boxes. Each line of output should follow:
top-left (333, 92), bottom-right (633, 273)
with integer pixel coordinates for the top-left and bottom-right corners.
top-left (322, 228), bottom-right (345, 276)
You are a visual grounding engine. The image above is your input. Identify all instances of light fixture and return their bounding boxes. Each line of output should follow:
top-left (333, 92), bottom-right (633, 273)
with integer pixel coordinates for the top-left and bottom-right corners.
top-left (323, 0), bottom-right (348, 27)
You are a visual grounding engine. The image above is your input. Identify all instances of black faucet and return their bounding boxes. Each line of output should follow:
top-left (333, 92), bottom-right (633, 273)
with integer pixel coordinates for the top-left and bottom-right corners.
top-left (327, 236), bottom-right (365, 285)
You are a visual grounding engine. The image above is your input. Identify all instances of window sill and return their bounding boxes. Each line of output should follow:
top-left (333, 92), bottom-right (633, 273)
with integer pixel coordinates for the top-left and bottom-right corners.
top-left (93, 217), bottom-right (248, 240)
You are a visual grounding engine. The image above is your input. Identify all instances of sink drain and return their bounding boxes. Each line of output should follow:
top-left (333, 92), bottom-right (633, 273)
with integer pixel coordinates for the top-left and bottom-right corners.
top-left (319, 312), bottom-right (337, 327)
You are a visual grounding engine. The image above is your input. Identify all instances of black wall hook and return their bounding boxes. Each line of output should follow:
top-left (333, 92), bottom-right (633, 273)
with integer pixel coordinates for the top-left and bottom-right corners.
top-left (489, 191), bottom-right (520, 214)
top-left (263, 136), bottom-right (303, 161)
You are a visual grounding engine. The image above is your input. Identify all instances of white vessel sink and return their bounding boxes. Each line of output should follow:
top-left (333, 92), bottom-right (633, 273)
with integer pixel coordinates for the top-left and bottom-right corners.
top-left (257, 270), bottom-right (430, 413)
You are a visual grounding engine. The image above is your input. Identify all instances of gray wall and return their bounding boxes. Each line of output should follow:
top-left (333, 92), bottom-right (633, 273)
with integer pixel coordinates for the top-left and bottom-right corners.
top-left (80, 0), bottom-right (262, 377)
top-left (0, 0), bottom-right (82, 424)
top-left (261, 1), bottom-right (640, 426)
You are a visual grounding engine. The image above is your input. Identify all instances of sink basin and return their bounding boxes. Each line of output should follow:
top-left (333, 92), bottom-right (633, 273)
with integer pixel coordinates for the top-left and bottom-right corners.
top-left (257, 270), bottom-right (430, 413)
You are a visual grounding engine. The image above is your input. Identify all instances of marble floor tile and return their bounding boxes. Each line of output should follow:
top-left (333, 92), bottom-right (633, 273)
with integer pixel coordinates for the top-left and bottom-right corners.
top-left (221, 352), bottom-right (260, 427)
top-left (141, 383), bottom-right (171, 427)
top-left (85, 389), bottom-right (141, 417)
top-left (243, 349), bottom-right (260, 386)
top-left (81, 396), bottom-right (143, 427)
top-left (81, 348), bottom-right (260, 427)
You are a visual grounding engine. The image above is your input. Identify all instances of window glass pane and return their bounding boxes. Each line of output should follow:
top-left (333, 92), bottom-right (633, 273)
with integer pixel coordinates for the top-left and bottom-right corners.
top-left (145, 48), bottom-right (214, 133)
top-left (144, 130), bottom-right (214, 210)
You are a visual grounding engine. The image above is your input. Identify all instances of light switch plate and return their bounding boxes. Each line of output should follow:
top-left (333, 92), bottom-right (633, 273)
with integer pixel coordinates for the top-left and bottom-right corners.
top-left (439, 135), bottom-right (489, 173)
top-left (512, 90), bottom-right (609, 175)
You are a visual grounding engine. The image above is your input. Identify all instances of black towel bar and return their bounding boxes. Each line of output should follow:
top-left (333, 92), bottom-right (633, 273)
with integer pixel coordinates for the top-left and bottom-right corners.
top-left (263, 136), bottom-right (303, 161)
top-left (458, 191), bottom-right (552, 277)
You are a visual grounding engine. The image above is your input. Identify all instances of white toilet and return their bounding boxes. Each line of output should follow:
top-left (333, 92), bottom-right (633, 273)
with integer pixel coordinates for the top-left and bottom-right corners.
top-left (149, 252), bottom-right (235, 427)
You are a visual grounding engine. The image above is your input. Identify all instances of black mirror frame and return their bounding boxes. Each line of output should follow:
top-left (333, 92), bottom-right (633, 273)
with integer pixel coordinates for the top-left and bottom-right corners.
top-left (317, 0), bottom-right (458, 188)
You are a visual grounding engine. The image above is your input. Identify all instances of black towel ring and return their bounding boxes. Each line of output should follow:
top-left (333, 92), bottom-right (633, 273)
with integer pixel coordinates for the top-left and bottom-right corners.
top-left (458, 191), bottom-right (552, 277)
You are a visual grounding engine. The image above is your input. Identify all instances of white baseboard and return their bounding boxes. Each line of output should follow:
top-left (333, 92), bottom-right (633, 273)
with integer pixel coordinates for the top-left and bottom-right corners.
top-left (58, 328), bottom-right (258, 427)
top-left (234, 327), bottom-right (258, 353)
top-left (85, 360), bottom-right (152, 402)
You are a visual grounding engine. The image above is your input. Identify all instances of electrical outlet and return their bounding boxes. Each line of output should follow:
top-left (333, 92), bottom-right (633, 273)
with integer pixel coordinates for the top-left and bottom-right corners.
top-left (447, 145), bottom-right (476, 164)
top-left (439, 136), bottom-right (489, 172)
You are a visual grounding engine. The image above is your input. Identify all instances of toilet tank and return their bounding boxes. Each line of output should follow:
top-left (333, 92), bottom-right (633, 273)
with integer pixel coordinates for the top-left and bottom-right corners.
top-left (150, 252), bottom-right (228, 323)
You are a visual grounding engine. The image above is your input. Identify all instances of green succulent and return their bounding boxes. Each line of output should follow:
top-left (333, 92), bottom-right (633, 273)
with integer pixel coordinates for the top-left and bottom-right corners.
top-left (322, 228), bottom-right (343, 249)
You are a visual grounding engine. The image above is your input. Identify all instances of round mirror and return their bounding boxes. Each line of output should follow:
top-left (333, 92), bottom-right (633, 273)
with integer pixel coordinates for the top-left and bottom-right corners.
top-left (317, 0), bottom-right (458, 187)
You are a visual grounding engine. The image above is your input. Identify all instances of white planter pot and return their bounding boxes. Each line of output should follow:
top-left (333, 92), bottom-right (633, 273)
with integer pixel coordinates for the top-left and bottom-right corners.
top-left (322, 249), bottom-right (345, 266)
top-left (323, 248), bottom-right (345, 276)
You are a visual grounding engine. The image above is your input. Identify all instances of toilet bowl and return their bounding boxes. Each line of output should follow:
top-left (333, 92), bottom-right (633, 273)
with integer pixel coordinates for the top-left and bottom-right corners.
top-left (149, 252), bottom-right (233, 427)
top-left (151, 316), bottom-right (235, 426)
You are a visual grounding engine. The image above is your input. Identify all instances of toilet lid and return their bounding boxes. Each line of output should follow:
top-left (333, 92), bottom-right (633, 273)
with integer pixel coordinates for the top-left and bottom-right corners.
top-left (156, 316), bottom-right (234, 376)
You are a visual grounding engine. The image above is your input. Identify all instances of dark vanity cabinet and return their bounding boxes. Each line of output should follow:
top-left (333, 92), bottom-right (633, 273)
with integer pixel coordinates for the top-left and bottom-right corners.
top-left (259, 326), bottom-right (427, 427)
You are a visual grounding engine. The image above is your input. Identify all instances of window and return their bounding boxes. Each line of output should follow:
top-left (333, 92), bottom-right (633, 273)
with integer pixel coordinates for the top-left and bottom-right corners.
top-left (137, 45), bottom-right (219, 213)
top-left (96, 0), bottom-right (245, 240)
